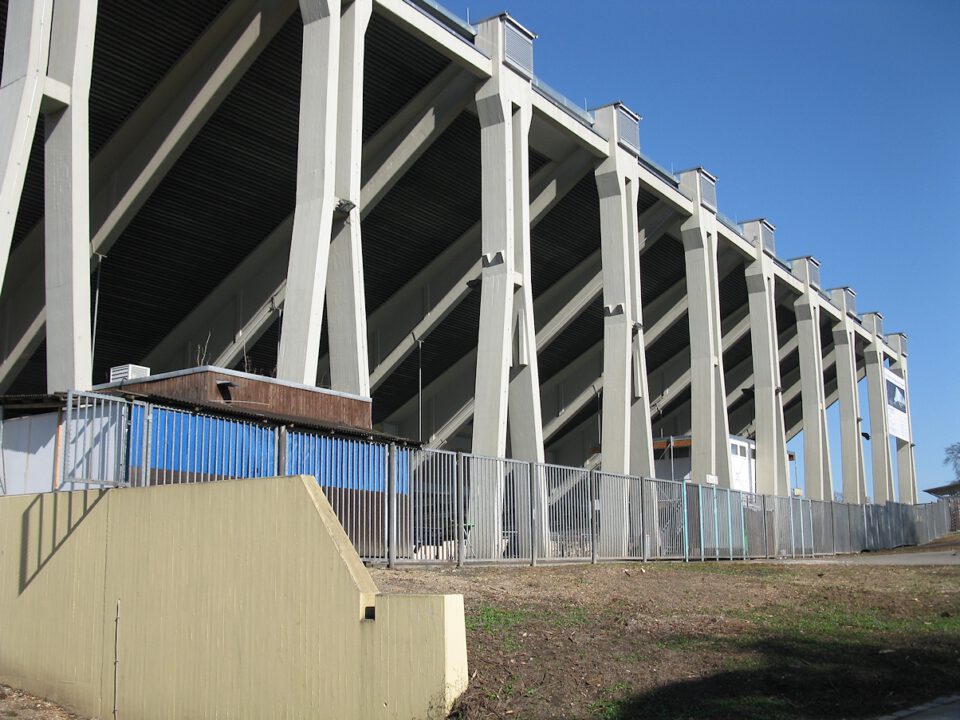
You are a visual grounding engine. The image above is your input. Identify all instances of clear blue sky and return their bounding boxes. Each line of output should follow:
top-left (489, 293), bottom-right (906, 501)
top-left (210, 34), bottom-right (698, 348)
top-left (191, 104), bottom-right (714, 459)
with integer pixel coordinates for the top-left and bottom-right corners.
top-left (456, 0), bottom-right (960, 497)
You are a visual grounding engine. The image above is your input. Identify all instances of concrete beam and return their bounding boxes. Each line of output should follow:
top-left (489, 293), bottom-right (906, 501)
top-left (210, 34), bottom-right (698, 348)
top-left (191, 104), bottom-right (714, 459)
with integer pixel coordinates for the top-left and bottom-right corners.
top-left (368, 147), bottom-right (592, 390)
top-left (275, 0), bottom-right (344, 385)
top-left (678, 169), bottom-right (731, 487)
top-left (887, 332), bottom-right (918, 505)
top-left (794, 295), bottom-right (833, 499)
top-left (863, 312), bottom-right (895, 503)
top-left (0, 0), bottom-right (53, 292)
top-left (325, 0), bottom-right (373, 395)
top-left (830, 286), bottom-right (868, 504)
top-left (373, 0), bottom-right (492, 79)
top-left (470, 16), bottom-right (543, 461)
top-left (388, 190), bottom-right (680, 451)
top-left (1, 0), bottom-right (299, 390)
top-left (742, 220), bottom-right (790, 497)
top-left (42, 0), bottom-right (99, 392)
top-left (144, 61), bottom-right (479, 374)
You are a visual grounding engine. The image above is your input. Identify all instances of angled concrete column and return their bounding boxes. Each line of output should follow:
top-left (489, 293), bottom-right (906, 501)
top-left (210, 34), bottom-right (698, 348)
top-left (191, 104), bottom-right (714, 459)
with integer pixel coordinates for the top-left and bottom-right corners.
top-left (593, 105), bottom-right (637, 476)
top-left (678, 168), bottom-right (731, 487)
top-left (42, 0), bottom-right (98, 393)
top-left (469, 15), bottom-right (546, 559)
top-left (742, 220), bottom-right (789, 497)
top-left (0, 0), bottom-right (52, 291)
top-left (471, 15), bottom-right (543, 462)
top-left (829, 287), bottom-right (868, 504)
top-left (863, 312), bottom-right (895, 503)
top-left (326, 0), bottom-right (371, 396)
top-left (277, 0), bottom-right (342, 385)
top-left (593, 104), bottom-right (650, 556)
top-left (791, 257), bottom-right (832, 500)
top-left (887, 332), bottom-right (918, 505)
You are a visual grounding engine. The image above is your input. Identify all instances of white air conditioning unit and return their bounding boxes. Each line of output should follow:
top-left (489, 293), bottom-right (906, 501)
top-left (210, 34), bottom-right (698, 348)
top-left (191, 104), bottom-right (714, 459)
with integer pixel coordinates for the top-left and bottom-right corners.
top-left (109, 364), bottom-right (151, 383)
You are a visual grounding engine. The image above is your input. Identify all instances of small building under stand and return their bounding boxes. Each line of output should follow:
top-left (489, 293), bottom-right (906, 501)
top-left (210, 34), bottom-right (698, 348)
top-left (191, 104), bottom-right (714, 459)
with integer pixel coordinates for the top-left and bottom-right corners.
top-left (653, 434), bottom-right (797, 494)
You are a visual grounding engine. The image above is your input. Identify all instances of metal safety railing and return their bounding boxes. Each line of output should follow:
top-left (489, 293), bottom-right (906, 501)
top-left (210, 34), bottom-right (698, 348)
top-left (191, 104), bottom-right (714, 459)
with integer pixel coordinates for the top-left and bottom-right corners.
top-left (44, 392), bottom-right (953, 566)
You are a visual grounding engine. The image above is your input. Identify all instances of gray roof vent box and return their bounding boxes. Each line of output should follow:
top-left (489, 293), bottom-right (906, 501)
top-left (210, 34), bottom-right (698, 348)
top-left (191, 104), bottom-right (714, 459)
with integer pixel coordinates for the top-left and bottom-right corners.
top-left (886, 332), bottom-right (908, 356)
top-left (742, 219), bottom-right (776, 256)
top-left (789, 256), bottom-right (821, 289)
top-left (502, 16), bottom-right (535, 78)
top-left (677, 168), bottom-right (717, 212)
top-left (829, 287), bottom-right (858, 318)
top-left (862, 312), bottom-right (884, 337)
top-left (615, 104), bottom-right (641, 155)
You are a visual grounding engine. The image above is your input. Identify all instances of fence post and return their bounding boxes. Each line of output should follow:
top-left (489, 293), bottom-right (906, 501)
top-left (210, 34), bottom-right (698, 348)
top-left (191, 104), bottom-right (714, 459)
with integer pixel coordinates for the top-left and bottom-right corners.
top-left (387, 443), bottom-right (397, 569)
top-left (830, 502), bottom-right (837, 555)
top-left (277, 426), bottom-right (288, 476)
top-left (639, 476), bottom-right (647, 563)
top-left (727, 490), bottom-right (734, 561)
top-left (589, 470), bottom-right (598, 564)
top-left (682, 482), bottom-right (689, 562)
top-left (698, 485), bottom-right (705, 562)
top-left (714, 488), bottom-right (720, 561)
top-left (142, 405), bottom-right (153, 488)
top-left (61, 390), bottom-right (75, 490)
top-left (789, 496), bottom-right (796, 558)
top-left (761, 495), bottom-right (770, 558)
top-left (456, 452), bottom-right (465, 568)
top-left (121, 402), bottom-right (134, 487)
top-left (739, 493), bottom-right (746, 560)
top-left (529, 461), bottom-right (537, 567)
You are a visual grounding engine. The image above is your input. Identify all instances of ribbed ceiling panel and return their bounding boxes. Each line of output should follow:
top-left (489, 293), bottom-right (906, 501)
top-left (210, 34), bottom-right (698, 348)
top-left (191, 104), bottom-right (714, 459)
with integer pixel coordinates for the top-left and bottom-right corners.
top-left (87, 11), bottom-right (303, 382)
top-left (538, 297), bottom-right (603, 383)
top-left (717, 257), bottom-right (747, 320)
top-left (546, 394), bottom-right (600, 450)
top-left (530, 173), bottom-right (599, 298)
top-left (723, 332), bottom-right (754, 378)
top-left (645, 314), bottom-right (689, 373)
top-left (639, 235), bottom-right (684, 307)
top-left (636, 185), bottom-right (659, 216)
top-left (89, 0), bottom-right (233, 155)
top-left (373, 289), bottom-right (481, 423)
top-left (363, 13), bottom-right (453, 142)
top-left (362, 111), bottom-right (481, 313)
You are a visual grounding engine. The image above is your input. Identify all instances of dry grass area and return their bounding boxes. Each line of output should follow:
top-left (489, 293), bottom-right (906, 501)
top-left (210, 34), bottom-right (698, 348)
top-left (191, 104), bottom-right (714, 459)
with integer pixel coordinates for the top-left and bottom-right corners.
top-left (372, 558), bottom-right (960, 719)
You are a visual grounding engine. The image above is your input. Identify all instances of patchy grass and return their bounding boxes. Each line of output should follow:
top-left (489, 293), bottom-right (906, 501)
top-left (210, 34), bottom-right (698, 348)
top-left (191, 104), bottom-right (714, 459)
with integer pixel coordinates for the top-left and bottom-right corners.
top-left (373, 559), bottom-right (960, 719)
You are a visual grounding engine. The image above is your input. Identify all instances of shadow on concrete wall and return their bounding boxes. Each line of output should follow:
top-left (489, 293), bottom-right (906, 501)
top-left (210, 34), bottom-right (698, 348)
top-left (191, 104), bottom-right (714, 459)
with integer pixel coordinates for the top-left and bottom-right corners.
top-left (19, 489), bottom-right (108, 594)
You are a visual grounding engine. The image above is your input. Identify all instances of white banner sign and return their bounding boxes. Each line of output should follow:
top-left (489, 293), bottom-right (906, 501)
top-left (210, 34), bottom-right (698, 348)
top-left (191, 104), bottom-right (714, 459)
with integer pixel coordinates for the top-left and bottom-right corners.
top-left (883, 367), bottom-right (910, 442)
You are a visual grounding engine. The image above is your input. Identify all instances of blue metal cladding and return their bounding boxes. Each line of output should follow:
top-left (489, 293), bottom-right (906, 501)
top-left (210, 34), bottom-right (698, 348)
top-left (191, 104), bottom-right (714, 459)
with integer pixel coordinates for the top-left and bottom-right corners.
top-left (286, 431), bottom-right (409, 494)
top-left (128, 406), bottom-right (276, 478)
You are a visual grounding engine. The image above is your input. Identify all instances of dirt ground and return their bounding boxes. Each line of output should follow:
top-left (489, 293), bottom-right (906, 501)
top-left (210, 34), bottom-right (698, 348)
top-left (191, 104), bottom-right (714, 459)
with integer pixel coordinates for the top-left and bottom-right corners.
top-left (374, 555), bottom-right (960, 719)
top-left (0, 686), bottom-right (88, 720)
top-left (3, 545), bottom-right (958, 720)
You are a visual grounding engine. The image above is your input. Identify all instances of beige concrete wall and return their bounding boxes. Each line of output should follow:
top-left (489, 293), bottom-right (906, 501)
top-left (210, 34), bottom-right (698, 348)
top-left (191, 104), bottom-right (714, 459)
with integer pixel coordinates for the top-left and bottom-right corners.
top-left (0, 476), bottom-right (468, 719)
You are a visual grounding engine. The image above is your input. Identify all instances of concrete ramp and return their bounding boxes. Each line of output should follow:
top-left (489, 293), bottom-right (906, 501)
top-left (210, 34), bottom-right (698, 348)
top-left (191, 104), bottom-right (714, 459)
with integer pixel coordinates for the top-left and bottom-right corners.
top-left (0, 476), bottom-right (468, 719)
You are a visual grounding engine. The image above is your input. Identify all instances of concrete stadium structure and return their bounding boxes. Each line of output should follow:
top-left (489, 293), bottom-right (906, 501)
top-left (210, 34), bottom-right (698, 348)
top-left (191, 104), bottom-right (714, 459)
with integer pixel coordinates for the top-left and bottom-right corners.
top-left (0, 0), bottom-right (918, 505)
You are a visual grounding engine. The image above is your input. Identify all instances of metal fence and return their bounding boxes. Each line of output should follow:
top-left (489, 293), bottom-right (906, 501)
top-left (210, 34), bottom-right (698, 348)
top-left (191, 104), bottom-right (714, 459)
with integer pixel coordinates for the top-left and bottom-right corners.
top-left (45, 392), bottom-right (953, 565)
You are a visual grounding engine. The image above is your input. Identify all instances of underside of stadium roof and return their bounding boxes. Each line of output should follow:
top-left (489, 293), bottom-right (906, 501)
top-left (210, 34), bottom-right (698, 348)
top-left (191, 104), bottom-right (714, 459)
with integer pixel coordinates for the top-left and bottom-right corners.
top-left (0, 0), bottom-right (875, 468)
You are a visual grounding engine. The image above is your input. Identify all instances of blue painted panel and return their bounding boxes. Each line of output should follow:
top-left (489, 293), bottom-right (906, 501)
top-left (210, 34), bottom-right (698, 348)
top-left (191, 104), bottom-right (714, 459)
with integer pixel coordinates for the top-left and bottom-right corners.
top-left (128, 407), bottom-right (276, 477)
top-left (286, 432), bottom-right (409, 494)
